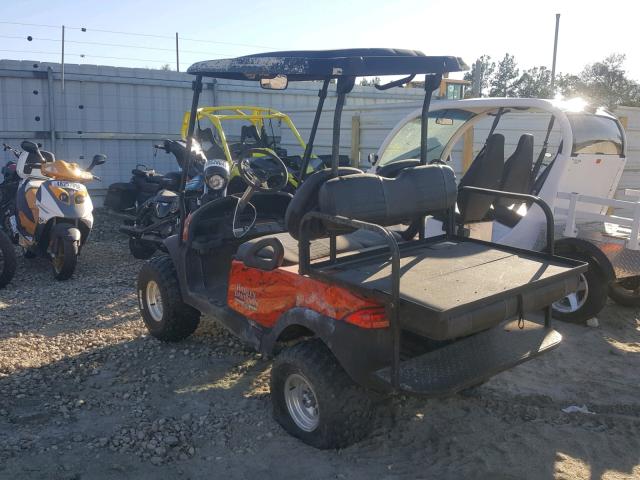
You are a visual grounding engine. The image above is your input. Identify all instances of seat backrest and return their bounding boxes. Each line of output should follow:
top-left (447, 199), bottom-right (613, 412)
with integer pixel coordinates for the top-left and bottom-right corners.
top-left (497, 134), bottom-right (534, 207)
top-left (457, 133), bottom-right (504, 223)
top-left (318, 165), bottom-right (457, 226)
top-left (240, 125), bottom-right (262, 146)
top-left (285, 167), bottom-right (362, 239)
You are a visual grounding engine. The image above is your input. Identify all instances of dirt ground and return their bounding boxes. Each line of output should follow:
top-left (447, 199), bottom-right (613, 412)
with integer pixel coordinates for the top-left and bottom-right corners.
top-left (0, 210), bottom-right (639, 480)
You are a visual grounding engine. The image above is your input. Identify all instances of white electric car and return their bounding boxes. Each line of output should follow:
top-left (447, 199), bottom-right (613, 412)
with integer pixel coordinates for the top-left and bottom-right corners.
top-left (374, 97), bottom-right (637, 323)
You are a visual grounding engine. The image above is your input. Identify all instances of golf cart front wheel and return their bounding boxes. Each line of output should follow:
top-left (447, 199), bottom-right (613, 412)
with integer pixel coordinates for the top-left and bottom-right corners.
top-left (137, 255), bottom-right (200, 341)
top-left (608, 276), bottom-right (640, 307)
top-left (552, 254), bottom-right (607, 324)
top-left (271, 339), bottom-right (374, 449)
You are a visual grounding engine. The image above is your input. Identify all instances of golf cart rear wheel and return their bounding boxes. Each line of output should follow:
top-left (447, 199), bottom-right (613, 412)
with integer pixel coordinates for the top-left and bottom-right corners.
top-left (552, 253), bottom-right (607, 324)
top-left (0, 231), bottom-right (16, 288)
top-left (137, 255), bottom-right (200, 341)
top-left (271, 339), bottom-right (374, 449)
top-left (129, 237), bottom-right (156, 260)
top-left (608, 276), bottom-right (640, 307)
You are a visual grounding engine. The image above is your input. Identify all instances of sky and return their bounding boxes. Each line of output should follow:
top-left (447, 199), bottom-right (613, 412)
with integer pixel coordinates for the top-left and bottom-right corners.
top-left (2, 0), bottom-right (640, 80)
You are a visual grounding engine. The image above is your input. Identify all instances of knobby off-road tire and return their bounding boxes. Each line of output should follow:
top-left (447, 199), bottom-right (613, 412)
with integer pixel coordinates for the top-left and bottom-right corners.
top-left (271, 339), bottom-right (375, 449)
top-left (552, 253), bottom-right (608, 324)
top-left (137, 255), bottom-right (200, 341)
top-left (52, 239), bottom-right (78, 281)
top-left (0, 231), bottom-right (16, 288)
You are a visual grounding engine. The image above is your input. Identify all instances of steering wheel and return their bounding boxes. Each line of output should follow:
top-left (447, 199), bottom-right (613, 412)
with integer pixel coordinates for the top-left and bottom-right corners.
top-left (238, 148), bottom-right (288, 192)
top-left (231, 148), bottom-right (289, 238)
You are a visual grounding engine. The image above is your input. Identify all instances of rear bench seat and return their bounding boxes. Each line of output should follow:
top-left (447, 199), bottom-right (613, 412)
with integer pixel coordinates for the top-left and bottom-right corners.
top-left (235, 164), bottom-right (582, 341)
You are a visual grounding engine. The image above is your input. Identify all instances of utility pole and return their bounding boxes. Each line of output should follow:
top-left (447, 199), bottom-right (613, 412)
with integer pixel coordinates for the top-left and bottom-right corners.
top-left (550, 13), bottom-right (560, 91)
top-left (175, 32), bottom-right (180, 72)
top-left (61, 25), bottom-right (65, 91)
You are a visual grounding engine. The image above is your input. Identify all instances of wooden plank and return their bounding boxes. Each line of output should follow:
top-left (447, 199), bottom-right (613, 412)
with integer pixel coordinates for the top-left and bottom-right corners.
top-left (462, 127), bottom-right (474, 172)
top-left (351, 114), bottom-right (361, 168)
top-left (620, 116), bottom-right (628, 130)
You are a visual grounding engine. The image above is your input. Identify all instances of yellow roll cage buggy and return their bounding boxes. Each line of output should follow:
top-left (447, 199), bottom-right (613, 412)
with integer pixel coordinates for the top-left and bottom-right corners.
top-left (180, 106), bottom-right (309, 187)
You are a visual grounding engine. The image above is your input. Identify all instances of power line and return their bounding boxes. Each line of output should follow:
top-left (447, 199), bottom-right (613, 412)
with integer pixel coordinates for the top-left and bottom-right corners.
top-left (0, 49), bottom-right (173, 64)
top-left (0, 34), bottom-right (234, 56)
top-left (0, 21), bottom-right (60, 29)
top-left (178, 36), bottom-right (275, 49)
top-left (0, 20), bottom-right (278, 50)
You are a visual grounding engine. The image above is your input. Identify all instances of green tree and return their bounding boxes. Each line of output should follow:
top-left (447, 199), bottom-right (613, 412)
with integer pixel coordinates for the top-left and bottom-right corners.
top-left (359, 77), bottom-right (381, 86)
top-left (571, 54), bottom-right (640, 109)
top-left (463, 55), bottom-right (495, 96)
top-left (489, 53), bottom-right (520, 97)
top-left (515, 66), bottom-right (553, 98)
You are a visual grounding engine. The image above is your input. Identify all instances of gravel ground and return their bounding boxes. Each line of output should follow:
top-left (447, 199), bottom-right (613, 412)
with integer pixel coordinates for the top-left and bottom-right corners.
top-left (0, 209), bottom-right (639, 479)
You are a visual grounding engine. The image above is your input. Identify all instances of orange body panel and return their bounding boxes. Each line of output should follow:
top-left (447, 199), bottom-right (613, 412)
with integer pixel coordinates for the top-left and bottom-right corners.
top-left (227, 260), bottom-right (384, 328)
top-left (41, 160), bottom-right (93, 182)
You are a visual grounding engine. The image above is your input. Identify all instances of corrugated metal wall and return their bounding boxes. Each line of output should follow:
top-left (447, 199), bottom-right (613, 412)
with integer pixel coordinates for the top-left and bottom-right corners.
top-left (2, 59), bottom-right (639, 208)
top-left (0, 60), bottom-right (423, 203)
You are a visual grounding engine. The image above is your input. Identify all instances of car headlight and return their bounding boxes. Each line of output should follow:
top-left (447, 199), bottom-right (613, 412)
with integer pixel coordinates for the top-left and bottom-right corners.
top-left (75, 193), bottom-right (86, 204)
top-left (206, 174), bottom-right (226, 190)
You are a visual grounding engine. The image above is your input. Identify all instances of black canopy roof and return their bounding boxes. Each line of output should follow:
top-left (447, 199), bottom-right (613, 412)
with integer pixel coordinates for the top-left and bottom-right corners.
top-left (186, 48), bottom-right (467, 81)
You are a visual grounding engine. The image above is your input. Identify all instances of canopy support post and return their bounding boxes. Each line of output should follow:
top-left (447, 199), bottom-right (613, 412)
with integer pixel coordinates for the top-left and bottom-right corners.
top-left (330, 76), bottom-right (355, 177)
top-left (300, 79), bottom-right (329, 181)
top-left (179, 75), bottom-right (203, 244)
top-left (419, 73), bottom-right (442, 165)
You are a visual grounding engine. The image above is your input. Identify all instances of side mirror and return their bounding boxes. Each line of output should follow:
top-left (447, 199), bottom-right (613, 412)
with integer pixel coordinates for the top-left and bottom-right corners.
top-left (368, 153), bottom-right (379, 166)
top-left (88, 154), bottom-right (107, 171)
top-left (260, 75), bottom-right (288, 90)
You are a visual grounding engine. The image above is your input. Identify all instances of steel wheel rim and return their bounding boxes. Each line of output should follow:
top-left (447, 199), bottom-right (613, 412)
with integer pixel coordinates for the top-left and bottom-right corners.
top-left (284, 373), bottom-right (319, 432)
top-left (553, 273), bottom-right (589, 313)
top-left (146, 280), bottom-right (164, 322)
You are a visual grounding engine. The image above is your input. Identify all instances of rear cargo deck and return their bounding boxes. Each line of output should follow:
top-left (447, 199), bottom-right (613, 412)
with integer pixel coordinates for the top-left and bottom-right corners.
top-left (376, 319), bottom-right (562, 395)
top-left (311, 238), bottom-right (585, 340)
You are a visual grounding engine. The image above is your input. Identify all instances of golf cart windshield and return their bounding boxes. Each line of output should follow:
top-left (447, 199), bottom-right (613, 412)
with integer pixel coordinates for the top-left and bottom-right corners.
top-left (567, 113), bottom-right (624, 156)
top-left (379, 109), bottom-right (474, 166)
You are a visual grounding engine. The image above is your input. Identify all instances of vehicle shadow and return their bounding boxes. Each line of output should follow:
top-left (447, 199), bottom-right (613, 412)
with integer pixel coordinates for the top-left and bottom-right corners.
top-left (2, 306), bottom-right (638, 480)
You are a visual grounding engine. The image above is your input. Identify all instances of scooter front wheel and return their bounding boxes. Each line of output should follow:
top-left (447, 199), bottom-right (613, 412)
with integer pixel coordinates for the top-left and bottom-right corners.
top-left (52, 238), bottom-right (78, 281)
top-left (0, 230), bottom-right (17, 288)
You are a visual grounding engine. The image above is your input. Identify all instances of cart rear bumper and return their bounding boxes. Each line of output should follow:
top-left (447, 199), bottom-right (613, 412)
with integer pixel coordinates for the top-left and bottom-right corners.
top-left (375, 319), bottom-right (561, 396)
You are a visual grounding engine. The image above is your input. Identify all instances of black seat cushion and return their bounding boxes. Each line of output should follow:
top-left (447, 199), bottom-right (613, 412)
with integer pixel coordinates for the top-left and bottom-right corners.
top-left (497, 134), bottom-right (534, 207)
top-left (236, 228), bottom-right (403, 269)
top-left (457, 133), bottom-right (504, 223)
top-left (318, 164), bottom-right (456, 226)
top-left (375, 159), bottom-right (421, 178)
top-left (284, 167), bottom-right (362, 240)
